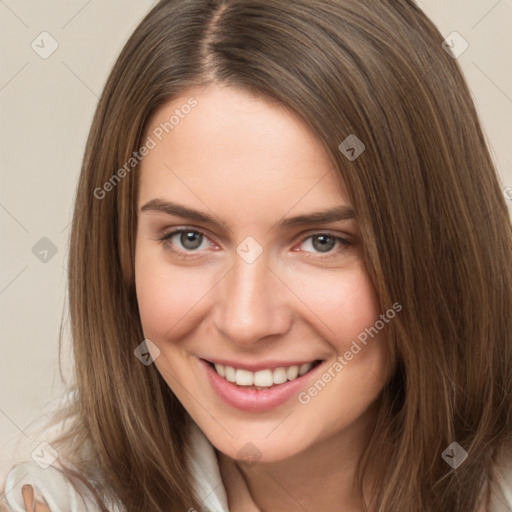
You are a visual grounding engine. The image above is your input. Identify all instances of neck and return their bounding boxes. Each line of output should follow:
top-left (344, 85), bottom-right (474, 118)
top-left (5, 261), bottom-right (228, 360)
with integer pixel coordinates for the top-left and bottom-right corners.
top-left (217, 404), bottom-right (378, 512)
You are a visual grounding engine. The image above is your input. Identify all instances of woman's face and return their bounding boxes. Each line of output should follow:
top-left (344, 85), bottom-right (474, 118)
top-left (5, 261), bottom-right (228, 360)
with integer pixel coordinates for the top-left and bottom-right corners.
top-left (135, 85), bottom-right (393, 463)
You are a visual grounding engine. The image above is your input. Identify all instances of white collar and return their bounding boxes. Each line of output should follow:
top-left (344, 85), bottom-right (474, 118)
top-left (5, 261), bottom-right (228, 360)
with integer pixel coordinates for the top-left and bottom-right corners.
top-left (187, 420), bottom-right (231, 512)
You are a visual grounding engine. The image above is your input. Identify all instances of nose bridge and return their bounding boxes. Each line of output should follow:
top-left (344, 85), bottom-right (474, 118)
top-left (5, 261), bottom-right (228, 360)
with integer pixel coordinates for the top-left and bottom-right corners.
top-left (214, 250), bottom-right (288, 344)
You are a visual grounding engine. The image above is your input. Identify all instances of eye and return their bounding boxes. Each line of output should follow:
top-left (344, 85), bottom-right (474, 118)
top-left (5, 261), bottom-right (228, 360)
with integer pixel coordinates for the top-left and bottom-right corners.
top-left (157, 228), bottom-right (352, 261)
top-left (297, 233), bottom-right (351, 258)
top-left (159, 228), bottom-right (215, 256)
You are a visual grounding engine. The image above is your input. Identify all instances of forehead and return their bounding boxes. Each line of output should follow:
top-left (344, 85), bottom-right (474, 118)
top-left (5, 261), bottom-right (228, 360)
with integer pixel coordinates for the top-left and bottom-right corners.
top-left (138, 85), bottom-right (349, 217)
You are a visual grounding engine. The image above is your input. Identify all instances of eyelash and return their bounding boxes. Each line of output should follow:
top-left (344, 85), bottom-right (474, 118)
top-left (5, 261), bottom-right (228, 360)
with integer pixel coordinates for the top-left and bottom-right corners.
top-left (157, 227), bottom-right (352, 261)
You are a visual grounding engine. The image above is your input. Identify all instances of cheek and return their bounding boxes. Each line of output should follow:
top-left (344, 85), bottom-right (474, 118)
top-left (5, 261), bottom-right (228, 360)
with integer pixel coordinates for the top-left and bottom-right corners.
top-left (134, 246), bottom-right (212, 340)
top-left (291, 265), bottom-right (381, 344)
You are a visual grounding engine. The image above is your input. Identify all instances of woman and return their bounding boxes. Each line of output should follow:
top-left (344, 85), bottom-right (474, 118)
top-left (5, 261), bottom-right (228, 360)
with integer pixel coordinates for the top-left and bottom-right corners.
top-left (3, 0), bottom-right (512, 511)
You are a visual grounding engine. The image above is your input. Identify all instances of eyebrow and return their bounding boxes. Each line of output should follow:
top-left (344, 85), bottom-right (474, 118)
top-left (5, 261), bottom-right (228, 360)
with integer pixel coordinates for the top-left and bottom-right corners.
top-left (140, 198), bottom-right (356, 230)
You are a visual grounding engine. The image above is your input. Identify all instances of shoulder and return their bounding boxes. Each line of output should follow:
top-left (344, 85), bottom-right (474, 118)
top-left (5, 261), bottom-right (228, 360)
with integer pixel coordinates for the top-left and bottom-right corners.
top-left (490, 448), bottom-right (512, 512)
top-left (4, 460), bottom-right (95, 511)
top-left (3, 461), bottom-right (122, 512)
top-left (2, 391), bottom-right (116, 512)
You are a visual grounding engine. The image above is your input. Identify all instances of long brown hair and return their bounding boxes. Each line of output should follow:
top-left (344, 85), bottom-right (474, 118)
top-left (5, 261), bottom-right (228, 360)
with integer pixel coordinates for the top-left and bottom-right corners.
top-left (6, 1), bottom-right (512, 510)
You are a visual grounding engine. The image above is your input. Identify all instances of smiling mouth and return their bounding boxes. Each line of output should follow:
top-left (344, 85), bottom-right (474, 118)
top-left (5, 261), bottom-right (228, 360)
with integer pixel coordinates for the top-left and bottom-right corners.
top-left (204, 359), bottom-right (324, 390)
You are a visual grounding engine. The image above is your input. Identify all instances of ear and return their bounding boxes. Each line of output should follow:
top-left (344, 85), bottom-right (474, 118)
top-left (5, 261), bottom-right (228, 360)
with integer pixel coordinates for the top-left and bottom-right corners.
top-left (21, 485), bottom-right (52, 512)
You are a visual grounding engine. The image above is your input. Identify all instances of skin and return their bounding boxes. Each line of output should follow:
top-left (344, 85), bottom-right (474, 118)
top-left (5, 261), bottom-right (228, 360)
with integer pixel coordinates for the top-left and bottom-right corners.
top-left (21, 485), bottom-right (50, 511)
top-left (135, 84), bottom-right (394, 511)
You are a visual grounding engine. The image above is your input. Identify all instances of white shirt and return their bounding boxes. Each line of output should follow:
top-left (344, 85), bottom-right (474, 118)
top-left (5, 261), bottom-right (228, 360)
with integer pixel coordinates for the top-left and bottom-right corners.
top-left (3, 419), bottom-right (230, 512)
top-left (4, 420), bottom-right (512, 511)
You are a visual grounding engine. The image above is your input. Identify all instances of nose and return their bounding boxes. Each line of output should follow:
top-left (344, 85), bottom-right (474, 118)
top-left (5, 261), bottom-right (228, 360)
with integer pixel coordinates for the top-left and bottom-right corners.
top-left (212, 250), bottom-right (292, 346)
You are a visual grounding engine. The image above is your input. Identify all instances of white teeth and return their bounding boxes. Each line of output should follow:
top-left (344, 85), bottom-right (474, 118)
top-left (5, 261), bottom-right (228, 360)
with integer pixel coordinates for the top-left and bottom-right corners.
top-left (214, 363), bottom-right (225, 378)
top-left (225, 366), bottom-right (236, 383)
top-left (235, 369), bottom-right (253, 386)
top-left (298, 363), bottom-right (312, 376)
top-left (286, 365), bottom-right (299, 380)
top-left (254, 369), bottom-right (273, 387)
top-left (273, 367), bottom-right (288, 384)
top-left (212, 361), bottom-right (317, 387)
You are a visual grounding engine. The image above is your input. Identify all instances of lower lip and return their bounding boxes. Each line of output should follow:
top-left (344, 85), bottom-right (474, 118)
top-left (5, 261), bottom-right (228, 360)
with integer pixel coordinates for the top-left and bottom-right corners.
top-left (200, 358), bottom-right (324, 412)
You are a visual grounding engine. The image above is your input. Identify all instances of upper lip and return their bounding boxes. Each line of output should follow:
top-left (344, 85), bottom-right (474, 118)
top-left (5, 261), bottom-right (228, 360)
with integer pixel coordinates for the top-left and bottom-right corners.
top-left (202, 357), bottom-right (322, 372)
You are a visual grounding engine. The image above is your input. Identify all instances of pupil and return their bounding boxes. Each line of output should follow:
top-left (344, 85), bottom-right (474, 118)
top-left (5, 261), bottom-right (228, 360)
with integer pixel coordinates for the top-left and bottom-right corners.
top-left (181, 231), bottom-right (202, 250)
top-left (313, 235), bottom-right (335, 253)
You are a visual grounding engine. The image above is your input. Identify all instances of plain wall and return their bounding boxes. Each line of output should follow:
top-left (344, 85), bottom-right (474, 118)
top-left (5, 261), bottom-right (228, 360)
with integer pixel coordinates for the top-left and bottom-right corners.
top-left (1, 0), bottom-right (511, 483)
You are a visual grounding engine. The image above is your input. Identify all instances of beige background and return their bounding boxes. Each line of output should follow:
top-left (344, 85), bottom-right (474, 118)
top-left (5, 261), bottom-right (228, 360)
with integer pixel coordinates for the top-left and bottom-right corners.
top-left (1, 0), bottom-right (511, 484)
